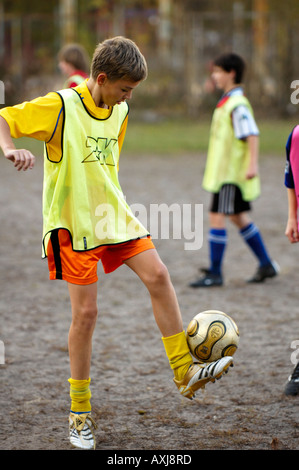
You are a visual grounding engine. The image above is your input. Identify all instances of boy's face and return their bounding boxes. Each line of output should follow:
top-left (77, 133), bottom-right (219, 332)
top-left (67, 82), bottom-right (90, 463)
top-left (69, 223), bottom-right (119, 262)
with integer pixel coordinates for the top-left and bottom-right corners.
top-left (97, 74), bottom-right (141, 107)
top-left (59, 60), bottom-right (74, 77)
top-left (211, 65), bottom-right (236, 92)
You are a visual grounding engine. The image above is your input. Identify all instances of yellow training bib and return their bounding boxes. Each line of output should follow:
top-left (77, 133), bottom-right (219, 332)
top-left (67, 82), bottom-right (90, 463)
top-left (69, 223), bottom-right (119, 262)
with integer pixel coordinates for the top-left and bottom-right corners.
top-left (42, 88), bottom-right (149, 256)
top-left (202, 94), bottom-right (260, 201)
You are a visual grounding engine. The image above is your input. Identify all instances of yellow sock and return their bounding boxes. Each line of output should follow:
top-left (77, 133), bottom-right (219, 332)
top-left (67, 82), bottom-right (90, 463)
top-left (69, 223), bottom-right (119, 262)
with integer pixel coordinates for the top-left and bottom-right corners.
top-left (162, 331), bottom-right (193, 381)
top-left (68, 377), bottom-right (92, 413)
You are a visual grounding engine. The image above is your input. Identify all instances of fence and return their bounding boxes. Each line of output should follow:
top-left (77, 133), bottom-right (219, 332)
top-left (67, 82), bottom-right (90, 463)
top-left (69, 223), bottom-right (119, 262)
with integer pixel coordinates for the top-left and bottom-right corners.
top-left (1, 4), bottom-right (299, 117)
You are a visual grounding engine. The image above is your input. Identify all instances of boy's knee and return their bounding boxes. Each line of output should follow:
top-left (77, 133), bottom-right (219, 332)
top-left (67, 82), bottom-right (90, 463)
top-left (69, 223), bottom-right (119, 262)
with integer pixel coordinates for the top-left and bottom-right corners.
top-left (73, 304), bottom-right (98, 331)
top-left (146, 261), bottom-right (170, 289)
top-left (229, 213), bottom-right (250, 229)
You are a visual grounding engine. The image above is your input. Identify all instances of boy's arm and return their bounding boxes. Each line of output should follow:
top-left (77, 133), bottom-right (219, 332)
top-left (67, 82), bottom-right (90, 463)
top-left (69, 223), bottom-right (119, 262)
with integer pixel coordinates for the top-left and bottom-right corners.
top-left (116, 115), bottom-right (128, 171)
top-left (118, 115), bottom-right (128, 154)
top-left (231, 104), bottom-right (259, 180)
top-left (0, 116), bottom-right (35, 171)
top-left (285, 187), bottom-right (299, 243)
top-left (245, 134), bottom-right (259, 180)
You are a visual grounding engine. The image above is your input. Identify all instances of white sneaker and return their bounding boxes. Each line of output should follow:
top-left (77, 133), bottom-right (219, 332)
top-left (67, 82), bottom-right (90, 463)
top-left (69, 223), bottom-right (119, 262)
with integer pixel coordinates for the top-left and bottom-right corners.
top-left (69, 412), bottom-right (97, 450)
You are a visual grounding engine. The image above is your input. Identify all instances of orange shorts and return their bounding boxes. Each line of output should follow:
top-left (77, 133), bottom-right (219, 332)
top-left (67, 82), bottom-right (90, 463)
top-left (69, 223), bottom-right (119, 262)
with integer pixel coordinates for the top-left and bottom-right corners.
top-left (47, 229), bottom-right (155, 285)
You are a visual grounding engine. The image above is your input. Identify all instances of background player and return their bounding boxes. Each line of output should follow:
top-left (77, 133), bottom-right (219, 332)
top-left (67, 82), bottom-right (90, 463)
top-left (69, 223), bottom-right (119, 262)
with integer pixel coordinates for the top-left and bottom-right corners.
top-left (189, 53), bottom-right (279, 288)
top-left (58, 43), bottom-right (90, 88)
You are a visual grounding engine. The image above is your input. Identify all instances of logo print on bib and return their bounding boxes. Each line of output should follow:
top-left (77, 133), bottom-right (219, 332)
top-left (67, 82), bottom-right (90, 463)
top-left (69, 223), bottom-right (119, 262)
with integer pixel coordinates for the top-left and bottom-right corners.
top-left (82, 136), bottom-right (117, 166)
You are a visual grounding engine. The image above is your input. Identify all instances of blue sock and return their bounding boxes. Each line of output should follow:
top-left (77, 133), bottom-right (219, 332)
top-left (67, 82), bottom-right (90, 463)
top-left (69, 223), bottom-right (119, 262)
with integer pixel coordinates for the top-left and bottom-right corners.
top-left (208, 228), bottom-right (227, 275)
top-left (240, 223), bottom-right (271, 266)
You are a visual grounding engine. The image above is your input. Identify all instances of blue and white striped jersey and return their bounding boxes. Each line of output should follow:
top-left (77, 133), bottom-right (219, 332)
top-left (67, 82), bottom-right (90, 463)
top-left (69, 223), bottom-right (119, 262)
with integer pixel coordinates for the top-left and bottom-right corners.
top-left (227, 87), bottom-right (259, 139)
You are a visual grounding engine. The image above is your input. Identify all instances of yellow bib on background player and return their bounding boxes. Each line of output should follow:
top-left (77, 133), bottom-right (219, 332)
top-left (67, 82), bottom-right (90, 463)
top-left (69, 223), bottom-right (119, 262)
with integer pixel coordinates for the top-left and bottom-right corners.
top-left (42, 88), bottom-right (149, 256)
top-left (202, 94), bottom-right (260, 202)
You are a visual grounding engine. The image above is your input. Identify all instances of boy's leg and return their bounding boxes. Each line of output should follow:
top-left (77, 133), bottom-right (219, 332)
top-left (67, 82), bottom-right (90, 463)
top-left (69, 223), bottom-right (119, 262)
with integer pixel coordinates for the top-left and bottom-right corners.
top-left (124, 248), bottom-right (184, 337)
top-left (124, 248), bottom-right (192, 378)
top-left (189, 212), bottom-right (227, 287)
top-left (230, 212), bottom-right (279, 282)
top-left (68, 282), bottom-right (98, 381)
top-left (124, 248), bottom-right (233, 399)
top-left (208, 212), bottom-right (227, 275)
top-left (67, 282), bottom-right (98, 449)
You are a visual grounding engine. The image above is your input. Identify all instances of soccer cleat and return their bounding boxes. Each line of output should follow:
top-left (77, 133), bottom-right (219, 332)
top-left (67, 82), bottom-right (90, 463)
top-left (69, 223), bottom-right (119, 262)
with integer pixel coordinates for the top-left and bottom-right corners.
top-left (189, 270), bottom-right (223, 288)
top-left (247, 260), bottom-right (279, 283)
top-left (173, 356), bottom-right (233, 400)
top-left (69, 412), bottom-right (97, 450)
top-left (284, 362), bottom-right (299, 396)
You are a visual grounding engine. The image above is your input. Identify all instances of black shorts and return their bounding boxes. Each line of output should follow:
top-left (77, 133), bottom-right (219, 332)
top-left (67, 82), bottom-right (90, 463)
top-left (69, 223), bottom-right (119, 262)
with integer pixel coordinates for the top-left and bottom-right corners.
top-left (210, 184), bottom-right (251, 215)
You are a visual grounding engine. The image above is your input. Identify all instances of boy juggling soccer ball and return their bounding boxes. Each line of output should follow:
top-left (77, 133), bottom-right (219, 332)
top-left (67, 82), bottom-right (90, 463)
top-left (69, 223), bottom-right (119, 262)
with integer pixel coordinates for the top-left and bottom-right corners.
top-left (0, 37), bottom-right (233, 450)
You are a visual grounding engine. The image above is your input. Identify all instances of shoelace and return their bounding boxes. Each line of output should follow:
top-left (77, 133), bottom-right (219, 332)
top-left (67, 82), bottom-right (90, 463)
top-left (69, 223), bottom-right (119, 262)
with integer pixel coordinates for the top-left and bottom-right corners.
top-left (70, 413), bottom-right (97, 432)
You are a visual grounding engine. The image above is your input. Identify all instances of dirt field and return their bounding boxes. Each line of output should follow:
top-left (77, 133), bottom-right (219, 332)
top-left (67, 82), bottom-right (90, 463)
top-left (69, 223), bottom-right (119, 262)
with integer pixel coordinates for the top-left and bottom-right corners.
top-left (1, 147), bottom-right (299, 453)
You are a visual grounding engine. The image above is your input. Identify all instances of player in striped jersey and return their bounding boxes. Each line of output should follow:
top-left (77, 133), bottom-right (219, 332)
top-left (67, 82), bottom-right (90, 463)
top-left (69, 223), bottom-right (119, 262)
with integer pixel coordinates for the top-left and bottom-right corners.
top-left (190, 53), bottom-right (278, 288)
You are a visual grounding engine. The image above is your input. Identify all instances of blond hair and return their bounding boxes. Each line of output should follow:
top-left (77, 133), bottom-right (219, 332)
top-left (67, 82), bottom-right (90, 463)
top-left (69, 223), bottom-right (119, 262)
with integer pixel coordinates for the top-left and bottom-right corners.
top-left (90, 36), bottom-right (148, 82)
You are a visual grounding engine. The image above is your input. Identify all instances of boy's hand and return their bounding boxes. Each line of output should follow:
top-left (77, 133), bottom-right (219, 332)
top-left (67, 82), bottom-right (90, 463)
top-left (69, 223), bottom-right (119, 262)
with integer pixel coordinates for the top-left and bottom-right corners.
top-left (0, 117), bottom-right (35, 170)
top-left (245, 167), bottom-right (258, 180)
top-left (285, 218), bottom-right (299, 243)
top-left (246, 135), bottom-right (259, 180)
top-left (5, 148), bottom-right (35, 171)
top-left (245, 160), bottom-right (258, 180)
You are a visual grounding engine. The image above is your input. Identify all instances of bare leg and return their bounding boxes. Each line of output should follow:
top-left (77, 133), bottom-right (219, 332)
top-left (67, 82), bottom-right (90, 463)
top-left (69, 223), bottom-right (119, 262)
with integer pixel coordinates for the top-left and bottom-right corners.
top-left (209, 211), bottom-right (226, 228)
top-left (124, 248), bottom-right (183, 337)
top-left (209, 210), bottom-right (251, 230)
top-left (229, 211), bottom-right (251, 229)
top-left (67, 282), bottom-right (98, 380)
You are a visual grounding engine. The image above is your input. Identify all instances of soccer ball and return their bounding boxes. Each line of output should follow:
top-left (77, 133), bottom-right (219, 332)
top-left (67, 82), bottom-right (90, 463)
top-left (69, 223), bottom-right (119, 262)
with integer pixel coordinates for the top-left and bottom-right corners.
top-left (186, 310), bottom-right (239, 362)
